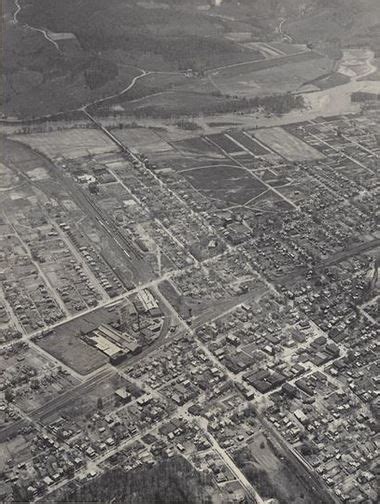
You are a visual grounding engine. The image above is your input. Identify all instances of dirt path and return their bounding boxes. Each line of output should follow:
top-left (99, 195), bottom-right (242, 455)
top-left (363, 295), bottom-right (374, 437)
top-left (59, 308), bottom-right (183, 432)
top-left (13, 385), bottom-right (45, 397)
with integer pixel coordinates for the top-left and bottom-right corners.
top-left (12, 0), bottom-right (61, 52)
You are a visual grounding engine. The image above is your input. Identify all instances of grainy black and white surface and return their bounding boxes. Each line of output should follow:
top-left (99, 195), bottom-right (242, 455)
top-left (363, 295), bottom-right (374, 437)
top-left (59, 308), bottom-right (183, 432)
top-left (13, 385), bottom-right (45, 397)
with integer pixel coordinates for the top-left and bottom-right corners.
top-left (1, 1), bottom-right (379, 503)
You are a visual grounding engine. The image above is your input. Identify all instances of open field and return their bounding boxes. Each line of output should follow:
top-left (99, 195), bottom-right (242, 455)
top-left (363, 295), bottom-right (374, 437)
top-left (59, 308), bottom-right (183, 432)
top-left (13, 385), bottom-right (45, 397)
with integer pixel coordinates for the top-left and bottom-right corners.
top-left (172, 137), bottom-right (225, 157)
top-left (0, 162), bottom-right (20, 188)
top-left (248, 190), bottom-right (295, 213)
top-left (0, 431), bottom-right (34, 472)
top-left (307, 72), bottom-right (351, 91)
top-left (183, 165), bottom-right (267, 207)
top-left (34, 302), bottom-right (128, 375)
top-left (118, 91), bottom-right (231, 118)
top-left (151, 153), bottom-right (230, 172)
top-left (205, 133), bottom-right (244, 154)
top-left (211, 51), bottom-right (322, 78)
top-left (234, 431), bottom-right (325, 504)
top-left (36, 331), bottom-right (108, 375)
top-left (211, 53), bottom-right (334, 97)
top-left (226, 130), bottom-right (271, 156)
top-left (253, 127), bottom-right (325, 161)
top-left (112, 128), bottom-right (173, 154)
top-left (10, 129), bottom-right (118, 159)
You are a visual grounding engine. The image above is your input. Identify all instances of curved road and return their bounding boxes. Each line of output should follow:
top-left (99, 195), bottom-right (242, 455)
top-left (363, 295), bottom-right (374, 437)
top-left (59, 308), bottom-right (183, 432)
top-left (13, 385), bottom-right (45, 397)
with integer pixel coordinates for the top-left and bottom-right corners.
top-left (12, 0), bottom-right (61, 51)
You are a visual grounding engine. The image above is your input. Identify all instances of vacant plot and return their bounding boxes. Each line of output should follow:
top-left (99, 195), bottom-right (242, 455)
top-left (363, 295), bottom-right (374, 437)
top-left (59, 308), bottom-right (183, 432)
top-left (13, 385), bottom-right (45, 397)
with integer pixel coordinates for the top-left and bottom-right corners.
top-left (308, 72), bottom-right (350, 91)
top-left (183, 165), bottom-right (266, 206)
top-left (212, 53), bottom-right (333, 97)
top-left (113, 127), bottom-right (173, 153)
top-left (227, 130), bottom-right (271, 156)
top-left (11, 129), bottom-right (118, 159)
top-left (125, 91), bottom-right (227, 117)
top-left (248, 190), bottom-right (295, 212)
top-left (253, 127), bottom-right (325, 161)
top-left (0, 433), bottom-right (34, 472)
top-left (37, 331), bottom-right (107, 375)
top-left (173, 137), bottom-right (224, 157)
top-left (269, 42), bottom-right (309, 56)
top-left (155, 153), bottom-right (232, 172)
top-left (205, 133), bottom-right (243, 154)
top-left (212, 51), bottom-right (321, 78)
top-left (235, 431), bottom-right (327, 504)
top-left (0, 162), bottom-right (19, 188)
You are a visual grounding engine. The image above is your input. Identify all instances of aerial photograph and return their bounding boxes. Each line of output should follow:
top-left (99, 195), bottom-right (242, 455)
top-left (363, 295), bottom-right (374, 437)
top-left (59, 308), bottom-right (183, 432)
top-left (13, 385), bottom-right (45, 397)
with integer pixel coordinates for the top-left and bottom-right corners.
top-left (0, 0), bottom-right (379, 503)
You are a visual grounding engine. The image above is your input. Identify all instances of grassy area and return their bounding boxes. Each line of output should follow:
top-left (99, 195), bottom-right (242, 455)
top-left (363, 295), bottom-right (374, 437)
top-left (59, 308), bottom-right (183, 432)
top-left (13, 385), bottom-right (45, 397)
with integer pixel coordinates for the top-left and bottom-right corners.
top-left (253, 127), bottom-right (325, 161)
top-left (183, 164), bottom-right (267, 206)
top-left (234, 432), bottom-right (331, 504)
top-left (36, 331), bottom-right (107, 375)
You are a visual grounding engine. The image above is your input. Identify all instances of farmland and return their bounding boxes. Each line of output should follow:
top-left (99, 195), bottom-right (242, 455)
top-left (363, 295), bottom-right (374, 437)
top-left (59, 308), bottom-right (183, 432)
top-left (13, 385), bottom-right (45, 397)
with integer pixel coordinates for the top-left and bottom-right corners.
top-left (112, 128), bottom-right (174, 154)
top-left (226, 130), bottom-right (271, 156)
top-left (10, 129), bottom-right (118, 159)
top-left (173, 137), bottom-right (225, 157)
top-left (205, 133), bottom-right (244, 154)
top-left (211, 52), bottom-right (335, 97)
top-left (253, 127), bottom-right (325, 161)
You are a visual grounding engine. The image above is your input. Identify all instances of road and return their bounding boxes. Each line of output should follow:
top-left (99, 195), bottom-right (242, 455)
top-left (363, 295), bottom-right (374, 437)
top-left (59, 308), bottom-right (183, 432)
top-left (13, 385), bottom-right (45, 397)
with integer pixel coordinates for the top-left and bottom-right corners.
top-left (205, 48), bottom-right (306, 74)
top-left (82, 70), bottom-right (151, 114)
top-left (12, 0), bottom-right (61, 52)
top-left (195, 416), bottom-right (265, 504)
top-left (205, 134), bottom-right (299, 210)
top-left (307, 131), bottom-right (376, 175)
top-left (260, 416), bottom-right (340, 504)
top-left (41, 153), bottom-right (151, 285)
top-left (0, 368), bottom-right (115, 442)
top-left (2, 88), bottom-right (376, 504)
top-left (274, 238), bottom-right (380, 286)
top-left (309, 118), bottom-right (379, 167)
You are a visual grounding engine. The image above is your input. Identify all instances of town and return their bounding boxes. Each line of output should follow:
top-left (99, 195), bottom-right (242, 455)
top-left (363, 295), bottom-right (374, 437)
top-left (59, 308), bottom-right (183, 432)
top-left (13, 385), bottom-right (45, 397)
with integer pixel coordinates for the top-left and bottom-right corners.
top-left (0, 100), bottom-right (378, 504)
top-left (1, 0), bottom-right (379, 503)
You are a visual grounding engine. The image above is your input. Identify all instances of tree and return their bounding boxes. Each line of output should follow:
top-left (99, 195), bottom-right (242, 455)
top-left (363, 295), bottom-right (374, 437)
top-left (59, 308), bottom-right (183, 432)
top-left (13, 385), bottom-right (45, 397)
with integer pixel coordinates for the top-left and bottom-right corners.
top-left (4, 388), bottom-right (14, 403)
top-left (97, 397), bottom-right (103, 410)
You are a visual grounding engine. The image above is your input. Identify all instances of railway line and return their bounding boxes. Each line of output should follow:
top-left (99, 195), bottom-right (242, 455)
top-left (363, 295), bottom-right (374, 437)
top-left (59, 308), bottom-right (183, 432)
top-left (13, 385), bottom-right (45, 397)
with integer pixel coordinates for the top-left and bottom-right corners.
top-left (32, 368), bottom-right (115, 423)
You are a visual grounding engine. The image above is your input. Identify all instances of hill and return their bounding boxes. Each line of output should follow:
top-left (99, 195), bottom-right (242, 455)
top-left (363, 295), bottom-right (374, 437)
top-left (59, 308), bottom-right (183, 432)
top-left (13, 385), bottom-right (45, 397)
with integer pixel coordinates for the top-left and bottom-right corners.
top-left (1, 0), bottom-right (379, 119)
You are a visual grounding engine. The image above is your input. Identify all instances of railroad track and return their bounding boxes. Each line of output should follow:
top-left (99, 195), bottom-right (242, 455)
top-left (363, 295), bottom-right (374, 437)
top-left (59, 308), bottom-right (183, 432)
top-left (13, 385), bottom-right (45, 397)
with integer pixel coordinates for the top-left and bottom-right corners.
top-left (31, 368), bottom-right (115, 423)
top-left (81, 189), bottom-right (144, 261)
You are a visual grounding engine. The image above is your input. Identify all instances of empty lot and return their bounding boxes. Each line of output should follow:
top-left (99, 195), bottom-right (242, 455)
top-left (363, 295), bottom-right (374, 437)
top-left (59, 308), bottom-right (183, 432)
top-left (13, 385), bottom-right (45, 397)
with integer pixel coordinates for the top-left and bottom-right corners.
top-left (253, 127), bottom-right (325, 161)
top-left (183, 164), bottom-right (266, 206)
